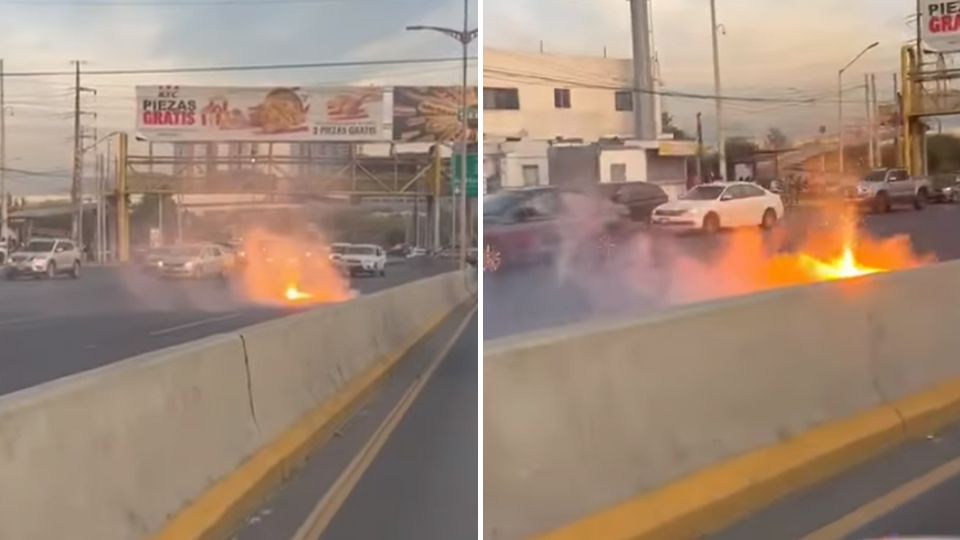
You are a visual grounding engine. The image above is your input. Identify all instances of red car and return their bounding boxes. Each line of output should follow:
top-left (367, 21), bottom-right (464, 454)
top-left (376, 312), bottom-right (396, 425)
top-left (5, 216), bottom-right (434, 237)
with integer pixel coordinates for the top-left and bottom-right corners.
top-left (483, 186), bottom-right (628, 272)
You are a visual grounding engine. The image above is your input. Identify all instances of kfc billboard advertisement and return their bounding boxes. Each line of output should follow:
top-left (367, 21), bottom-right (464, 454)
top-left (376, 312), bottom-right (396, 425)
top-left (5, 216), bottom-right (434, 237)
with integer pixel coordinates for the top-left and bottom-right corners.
top-left (136, 85), bottom-right (387, 141)
top-left (922, 1), bottom-right (960, 51)
top-left (392, 86), bottom-right (478, 143)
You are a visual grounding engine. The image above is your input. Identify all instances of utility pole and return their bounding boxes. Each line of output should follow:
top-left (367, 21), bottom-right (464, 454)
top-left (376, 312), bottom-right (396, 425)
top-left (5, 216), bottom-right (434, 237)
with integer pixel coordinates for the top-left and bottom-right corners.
top-left (629, 0), bottom-right (657, 139)
top-left (865, 73), bottom-right (874, 168)
top-left (893, 72), bottom-right (900, 167)
top-left (838, 42), bottom-right (879, 173)
top-left (709, 0), bottom-right (725, 179)
top-left (71, 61), bottom-right (81, 243)
top-left (696, 112), bottom-right (704, 185)
top-left (70, 61), bottom-right (96, 249)
top-left (0, 59), bottom-right (7, 245)
top-left (870, 73), bottom-right (878, 167)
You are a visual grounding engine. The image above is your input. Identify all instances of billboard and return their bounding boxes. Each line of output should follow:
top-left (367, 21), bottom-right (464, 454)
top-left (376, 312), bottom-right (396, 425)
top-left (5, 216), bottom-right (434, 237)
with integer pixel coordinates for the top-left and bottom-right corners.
top-left (392, 86), bottom-right (478, 143)
top-left (921, 0), bottom-right (960, 51)
top-left (136, 85), bottom-right (387, 141)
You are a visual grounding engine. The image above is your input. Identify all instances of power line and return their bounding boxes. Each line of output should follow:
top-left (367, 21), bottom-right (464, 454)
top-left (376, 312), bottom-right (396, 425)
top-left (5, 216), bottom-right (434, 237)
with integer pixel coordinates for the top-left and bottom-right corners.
top-left (3, 56), bottom-right (474, 78)
top-left (488, 67), bottom-right (879, 105)
top-left (0, 0), bottom-right (369, 5)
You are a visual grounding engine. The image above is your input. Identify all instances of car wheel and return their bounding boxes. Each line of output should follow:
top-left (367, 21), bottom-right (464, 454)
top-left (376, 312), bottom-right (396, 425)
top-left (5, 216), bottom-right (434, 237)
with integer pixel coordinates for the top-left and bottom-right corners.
top-left (914, 189), bottom-right (928, 210)
top-left (70, 261), bottom-right (80, 279)
top-left (5, 270), bottom-right (15, 281)
top-left (761, 208), bottom-right (778, 229)
top-left (46, 261), bottom-right (57, 279)
top-left (379, 268), bottom-right (386, 277)
top-left (484, 243), bottom-right (503, 272)
top-left (874, 191), bottom-right (891, 213)
top-left (702, 213), bottom-right (721, 234)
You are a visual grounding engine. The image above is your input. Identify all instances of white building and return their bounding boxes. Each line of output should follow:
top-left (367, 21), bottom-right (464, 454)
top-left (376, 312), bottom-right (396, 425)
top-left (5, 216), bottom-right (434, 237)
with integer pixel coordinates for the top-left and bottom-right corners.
top-left (485, 48), bottom-right (651, 141)
top-left (483, 48), bottom-right (692, 197)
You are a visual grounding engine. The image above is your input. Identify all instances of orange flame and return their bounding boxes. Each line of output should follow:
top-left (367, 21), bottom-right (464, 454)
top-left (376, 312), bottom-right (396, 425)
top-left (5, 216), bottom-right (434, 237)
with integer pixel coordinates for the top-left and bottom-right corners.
top-left (238, 228), bottom-right (355, 307)
top-left (796, 246), bottom-right (883, 281)
top-left (652, 204), bottom-right (934, 304)
top-left (284, 284), bottom-right (314, 302)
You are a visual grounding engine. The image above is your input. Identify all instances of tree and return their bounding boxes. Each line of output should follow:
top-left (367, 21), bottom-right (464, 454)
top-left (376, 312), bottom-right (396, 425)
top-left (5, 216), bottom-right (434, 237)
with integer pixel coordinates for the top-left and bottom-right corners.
top-left (661, 111), bottom-right (692, 141)
top-left (765, 127), bottom-right (790, 150)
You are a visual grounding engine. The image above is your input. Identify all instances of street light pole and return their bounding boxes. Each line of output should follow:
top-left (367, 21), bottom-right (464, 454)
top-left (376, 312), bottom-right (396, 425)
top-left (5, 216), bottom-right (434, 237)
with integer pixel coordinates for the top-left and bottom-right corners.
top-left (709, 0), bottom-right (725, 180)
top-left (406, 0), bottom-right (477, 271)
top-left (838, 41), bottom-right (879, 173)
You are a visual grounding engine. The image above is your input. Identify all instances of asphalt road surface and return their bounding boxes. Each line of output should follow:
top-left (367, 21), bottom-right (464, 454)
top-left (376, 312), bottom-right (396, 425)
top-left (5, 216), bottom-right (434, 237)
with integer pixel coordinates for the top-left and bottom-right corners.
top-left (484, 203), bottom-right (960, 340)
top-left (234, 303), bottom-right (477, 540)
top-left (711, 418), bottom-right (960, 540)
top-left (0, 258), bottom-right (454, 396)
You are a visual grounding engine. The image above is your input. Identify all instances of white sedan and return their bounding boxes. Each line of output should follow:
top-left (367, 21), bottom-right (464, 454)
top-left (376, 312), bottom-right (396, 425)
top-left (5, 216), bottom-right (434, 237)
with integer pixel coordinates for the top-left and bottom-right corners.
top-left (651, 182), bottom-right (784, 233)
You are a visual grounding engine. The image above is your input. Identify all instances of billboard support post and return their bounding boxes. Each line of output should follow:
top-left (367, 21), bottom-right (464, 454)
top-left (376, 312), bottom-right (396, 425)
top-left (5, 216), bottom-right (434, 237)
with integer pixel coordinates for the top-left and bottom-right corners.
top-left (117, 133), bottom-right (130, 263)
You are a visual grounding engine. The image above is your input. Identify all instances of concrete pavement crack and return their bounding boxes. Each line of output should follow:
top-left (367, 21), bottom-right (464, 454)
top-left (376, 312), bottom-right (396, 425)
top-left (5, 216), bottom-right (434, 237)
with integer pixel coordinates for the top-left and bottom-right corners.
top-left (239, 333), bottom-right (261, 435)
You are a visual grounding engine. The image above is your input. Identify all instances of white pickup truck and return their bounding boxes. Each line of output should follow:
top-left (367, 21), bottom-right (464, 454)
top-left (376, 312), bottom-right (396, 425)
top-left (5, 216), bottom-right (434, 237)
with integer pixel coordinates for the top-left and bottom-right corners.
top-left (848, 168), bottom-right (931, 213)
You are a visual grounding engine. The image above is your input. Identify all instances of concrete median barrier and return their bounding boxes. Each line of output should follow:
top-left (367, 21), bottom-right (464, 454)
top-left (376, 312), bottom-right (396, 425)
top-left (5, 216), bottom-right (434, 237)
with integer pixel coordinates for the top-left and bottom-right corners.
top-left (0, 271), bottom-right (472, 540)
top-left (484, 260), bottom-right (960, 540)
top-left (242, 271), bottom-right (472, 441)
top-left (0, 334), bottom-right (259, 540)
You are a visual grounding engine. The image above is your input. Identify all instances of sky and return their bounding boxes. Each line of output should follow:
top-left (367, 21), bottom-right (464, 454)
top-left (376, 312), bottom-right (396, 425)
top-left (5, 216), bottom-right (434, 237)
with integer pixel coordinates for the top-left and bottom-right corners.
top-left (0, 0), bottom-right (477, 195)
top-left (484, 0), bottom-right (932, 146)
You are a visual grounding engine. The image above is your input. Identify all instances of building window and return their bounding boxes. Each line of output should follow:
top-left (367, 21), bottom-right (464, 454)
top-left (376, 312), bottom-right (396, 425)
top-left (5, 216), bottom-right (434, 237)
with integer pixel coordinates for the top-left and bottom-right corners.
top-left (611, 163), bottom-right (627, 183)
top-left (484, 87), bottom-right (520, 110)
top-left (615, 91), bottom-right (634, 111)
top-left (522, 165), bottom-right (540, 186)
top-left (554, 88), bottom-right (571, 109)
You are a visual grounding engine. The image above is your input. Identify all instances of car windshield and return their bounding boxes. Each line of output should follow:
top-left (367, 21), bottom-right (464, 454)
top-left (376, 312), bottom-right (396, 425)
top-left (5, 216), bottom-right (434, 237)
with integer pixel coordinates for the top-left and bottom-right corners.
top-left (22, 240), bottom-right (55, 253)
top-left (168, 246), bottom-right (202, 257)
top-left (346, 246), bottom-right (376, 255)
top-left (681, 185), bottom-right (725, 201)
top-left (484, 191), bottom-right (525, 216)
top-left (331, 244), bottom-right (349, 254)
top-left (864, 170), bottom-right (889, 183)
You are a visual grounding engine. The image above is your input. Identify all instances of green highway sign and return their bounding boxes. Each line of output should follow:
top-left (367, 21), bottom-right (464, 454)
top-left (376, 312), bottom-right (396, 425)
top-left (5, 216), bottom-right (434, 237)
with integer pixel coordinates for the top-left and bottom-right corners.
top-left (451, 153), bottom-right (478, 198)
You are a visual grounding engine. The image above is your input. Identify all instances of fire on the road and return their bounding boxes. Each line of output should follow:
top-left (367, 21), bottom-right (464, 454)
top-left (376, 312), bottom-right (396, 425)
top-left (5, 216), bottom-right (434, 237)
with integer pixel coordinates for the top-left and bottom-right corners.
top-left (796, 247), bottom-right (883, 281)
top-left (284, 284), bottom-right (314, 302)
top-left (239, 228), bottom-right (355, 307)
top-left (649, 208), bottom-right (934, 304)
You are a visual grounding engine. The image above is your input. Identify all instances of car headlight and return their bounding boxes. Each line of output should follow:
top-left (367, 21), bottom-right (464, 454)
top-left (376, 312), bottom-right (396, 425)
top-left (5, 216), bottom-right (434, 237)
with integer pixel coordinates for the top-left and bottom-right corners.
top-left (184, 261), bottom-right (194, 270)
top-left (157, 261), bottom-right (164, 268)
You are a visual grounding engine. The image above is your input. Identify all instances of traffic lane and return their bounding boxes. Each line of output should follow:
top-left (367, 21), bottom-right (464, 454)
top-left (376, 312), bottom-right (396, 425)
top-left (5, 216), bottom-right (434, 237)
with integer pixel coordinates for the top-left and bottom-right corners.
top-left (0, 258), bottom-right (454, 320)
top-left (232, 305), bottom-right (477, 540)
top-left (321, 312), bottom-right (477, 540)
top-left (0, 259), bottom-right (455, 396)
top-left (710, 419), bottom-right (960, 540)
top-left (484, 204), bottom-right (960, 341)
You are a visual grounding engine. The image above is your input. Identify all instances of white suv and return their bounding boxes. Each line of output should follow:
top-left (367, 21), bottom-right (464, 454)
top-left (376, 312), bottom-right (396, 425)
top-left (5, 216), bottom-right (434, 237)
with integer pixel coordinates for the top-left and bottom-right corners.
top-left (340, 244), bottom-right (387, 277)
top-left (6, 238), bottom-right (82, 279)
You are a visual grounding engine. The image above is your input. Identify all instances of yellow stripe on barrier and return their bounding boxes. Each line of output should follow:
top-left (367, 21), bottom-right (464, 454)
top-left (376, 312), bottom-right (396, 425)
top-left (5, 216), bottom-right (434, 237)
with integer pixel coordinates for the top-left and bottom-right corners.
top-left (151, 300), bottom-right (469, 540)
top-left (534, 379), bottom-right (960, 540)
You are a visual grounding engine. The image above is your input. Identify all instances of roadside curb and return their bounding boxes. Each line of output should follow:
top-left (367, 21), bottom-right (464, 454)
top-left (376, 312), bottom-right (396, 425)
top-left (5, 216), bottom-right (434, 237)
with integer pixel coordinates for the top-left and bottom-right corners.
top-left (533, 379), bottom-right (960, 540)
top-left (150, 299), bottom-right (471, 540)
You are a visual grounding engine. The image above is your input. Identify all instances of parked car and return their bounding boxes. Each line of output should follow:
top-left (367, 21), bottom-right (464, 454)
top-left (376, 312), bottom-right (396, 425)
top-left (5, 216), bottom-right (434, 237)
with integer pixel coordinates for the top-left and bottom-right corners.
top-left (156, 243), bottom-right (235, 279)
top-left (6, 238), bottom-right (82, 279)
top-left (928, 173), bottom-right (960, 203)
top-left (846, 168), bottom-right (931, 212)
top-left (607, 182), bottom-right (670, 222)
top-left (483, 186), bottom-right (628, 272)
top-left (340, 244), bottom-right (387, 276)
top-left (650, 182), bottom-right (784, 234)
